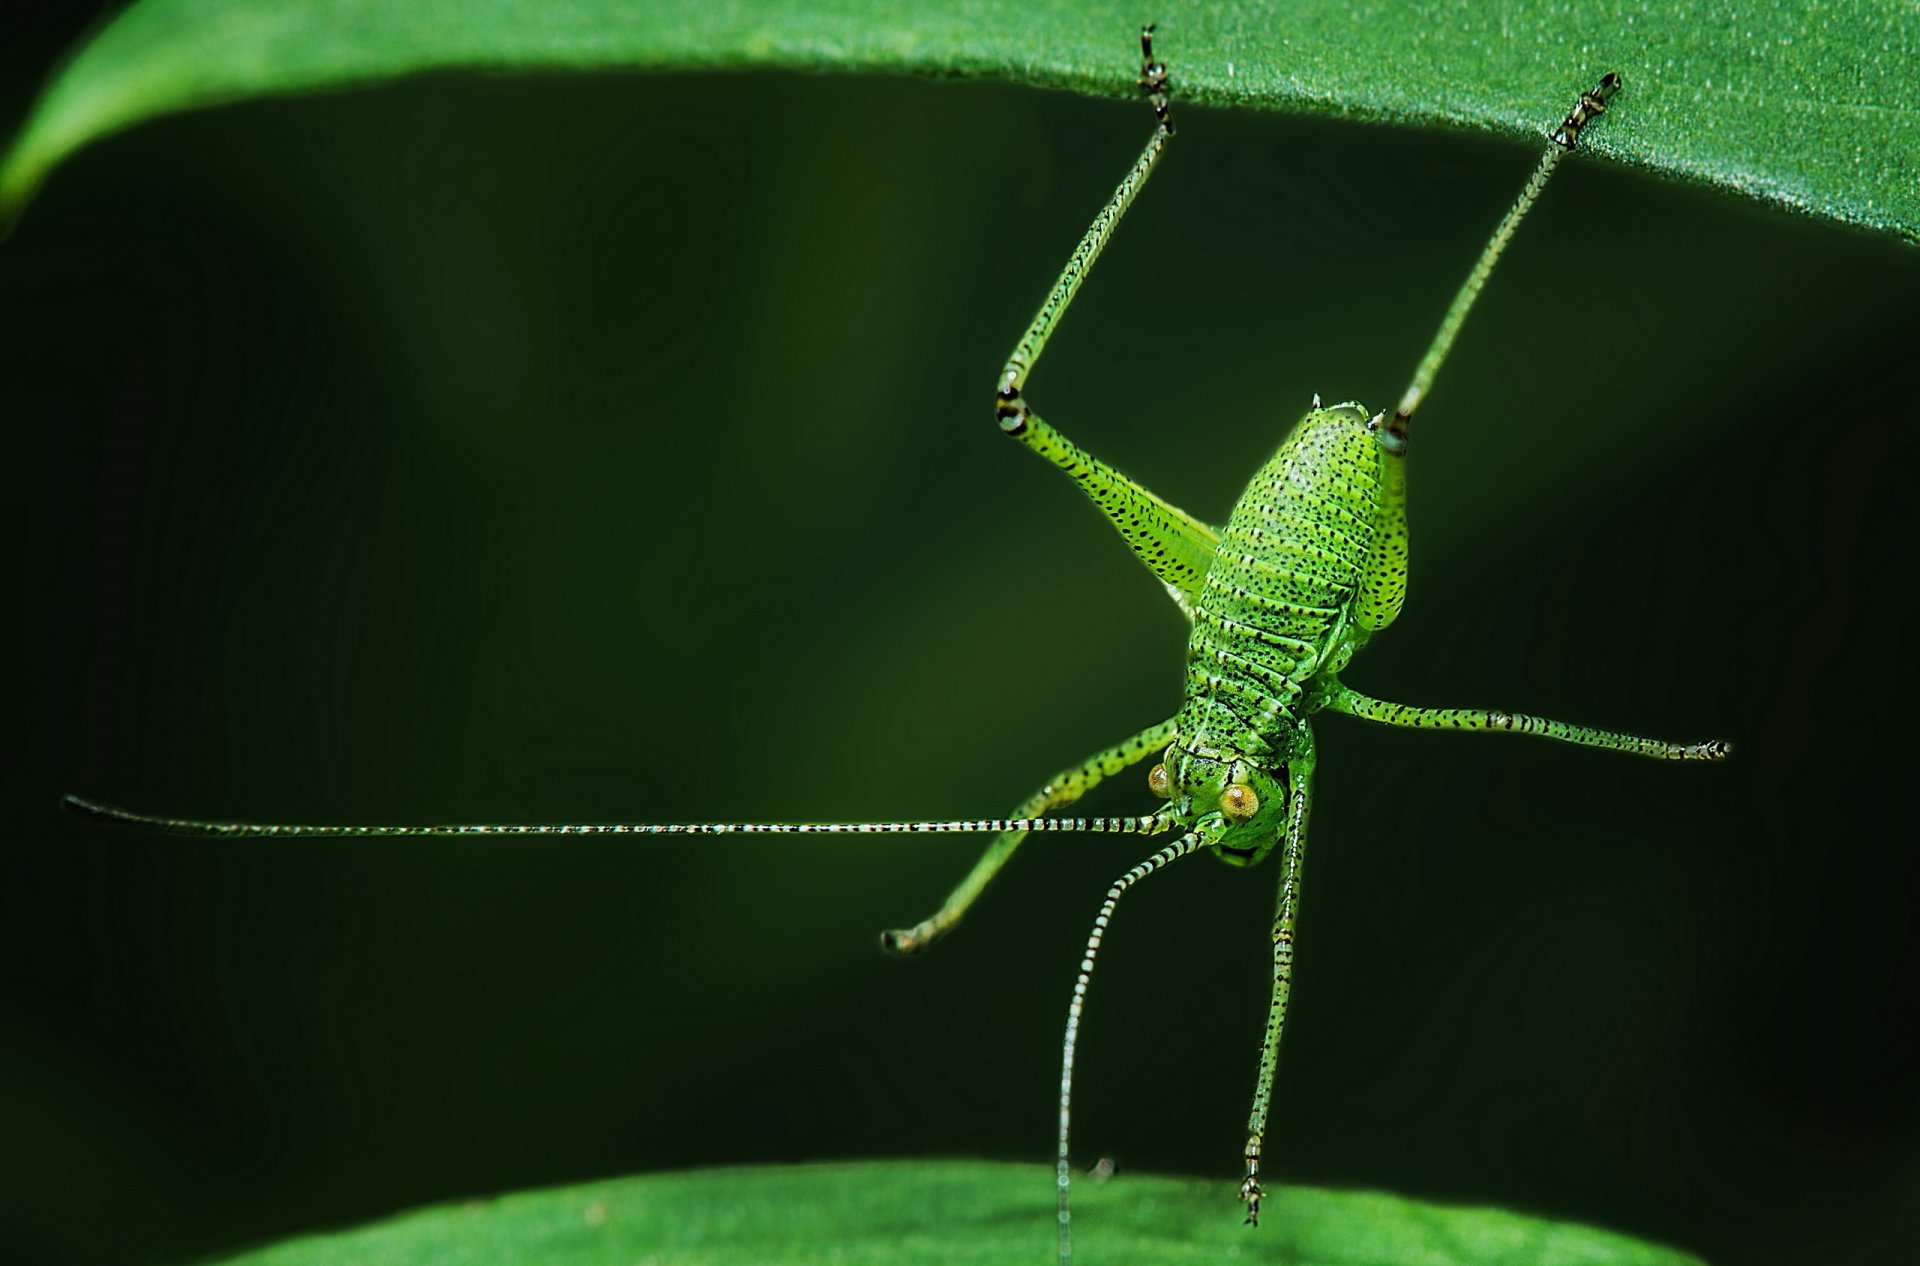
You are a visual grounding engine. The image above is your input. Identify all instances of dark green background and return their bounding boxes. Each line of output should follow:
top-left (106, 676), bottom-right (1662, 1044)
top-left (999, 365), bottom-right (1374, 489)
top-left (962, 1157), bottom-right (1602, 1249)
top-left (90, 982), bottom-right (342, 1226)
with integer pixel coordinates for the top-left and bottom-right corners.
top-left (5, 11), bottom-right (1918, 1266)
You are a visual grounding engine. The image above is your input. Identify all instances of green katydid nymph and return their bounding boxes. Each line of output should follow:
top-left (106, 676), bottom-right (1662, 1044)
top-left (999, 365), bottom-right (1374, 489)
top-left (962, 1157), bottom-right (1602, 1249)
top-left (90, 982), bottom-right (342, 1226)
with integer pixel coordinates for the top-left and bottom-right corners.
top-left (66, 26), bottom-right (1727, 1266)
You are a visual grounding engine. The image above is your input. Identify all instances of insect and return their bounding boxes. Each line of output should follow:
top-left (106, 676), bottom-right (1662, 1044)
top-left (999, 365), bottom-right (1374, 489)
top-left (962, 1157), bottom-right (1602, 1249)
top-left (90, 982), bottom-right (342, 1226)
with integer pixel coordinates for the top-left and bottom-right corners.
top-left (67, 26), bottom-right (1728, 1266)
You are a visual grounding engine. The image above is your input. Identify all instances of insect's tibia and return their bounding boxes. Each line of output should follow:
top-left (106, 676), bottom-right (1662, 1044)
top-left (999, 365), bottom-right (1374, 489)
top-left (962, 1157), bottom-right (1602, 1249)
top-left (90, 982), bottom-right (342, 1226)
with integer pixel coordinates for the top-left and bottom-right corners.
top-left (1552, 72), bottom-right (1622, 149)
top-left (1394, 74), bottom-right (1622, 432)
top-left (994, 30), bottom-right (1176, 424)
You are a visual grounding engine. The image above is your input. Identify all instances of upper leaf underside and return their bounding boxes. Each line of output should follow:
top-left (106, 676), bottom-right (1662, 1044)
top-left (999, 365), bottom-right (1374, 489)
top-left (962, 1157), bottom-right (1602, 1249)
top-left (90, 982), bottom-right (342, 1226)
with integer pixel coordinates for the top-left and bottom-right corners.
top-left (2, 0), bottom-right (1916, 242)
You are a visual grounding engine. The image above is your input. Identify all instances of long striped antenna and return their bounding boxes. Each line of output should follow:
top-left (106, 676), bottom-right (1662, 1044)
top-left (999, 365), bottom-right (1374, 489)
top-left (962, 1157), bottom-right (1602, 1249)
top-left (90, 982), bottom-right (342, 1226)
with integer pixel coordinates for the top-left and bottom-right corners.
top-left (1057, 828), bottom-right (1210, 1266)
top-left (61, 794), bottom-right (1176, 840)
top-left (1381, 72), bottom-right (1622, 451)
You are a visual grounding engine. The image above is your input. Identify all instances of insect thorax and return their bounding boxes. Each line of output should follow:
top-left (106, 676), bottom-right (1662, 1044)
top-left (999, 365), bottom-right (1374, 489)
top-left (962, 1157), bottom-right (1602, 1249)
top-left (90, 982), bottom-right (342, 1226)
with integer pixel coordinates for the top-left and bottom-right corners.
top-left (1167, 402), bottom-right (1388, 865)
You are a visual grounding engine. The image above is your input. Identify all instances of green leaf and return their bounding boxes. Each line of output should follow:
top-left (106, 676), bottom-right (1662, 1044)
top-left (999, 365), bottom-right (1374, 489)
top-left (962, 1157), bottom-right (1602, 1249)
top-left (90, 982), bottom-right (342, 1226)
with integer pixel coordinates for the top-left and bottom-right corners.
top-left (3, 0), bottom-right (1915, 241)
top-left (210, 1161), bottom-right (1705, 1265)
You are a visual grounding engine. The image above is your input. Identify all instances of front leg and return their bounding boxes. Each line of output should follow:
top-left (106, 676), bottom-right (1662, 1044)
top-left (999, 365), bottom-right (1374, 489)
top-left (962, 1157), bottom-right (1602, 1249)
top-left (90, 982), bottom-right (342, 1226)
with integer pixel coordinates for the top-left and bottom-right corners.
top-left (1242, 726), bottom-right (1316, 1224)
top-left (880, 718), bottom-right (1175, 954)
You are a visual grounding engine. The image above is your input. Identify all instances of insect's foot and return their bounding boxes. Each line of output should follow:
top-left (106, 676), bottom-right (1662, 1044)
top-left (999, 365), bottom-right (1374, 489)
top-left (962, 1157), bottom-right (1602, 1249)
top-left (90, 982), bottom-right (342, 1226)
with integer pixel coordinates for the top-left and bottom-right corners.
top-left (1239, 1133), bottom-right (1268, 1224)
top-left (1239, 1173), bottom-right (1264, 1226)
top-left (1552, 71), bottom-right (1621, 148)
top-left (1138, 23), bottom-right (1173, 134)
top-left (879, 925), bottom-right (926, 955)
top-left (62, 793), bottom-right (115, 821)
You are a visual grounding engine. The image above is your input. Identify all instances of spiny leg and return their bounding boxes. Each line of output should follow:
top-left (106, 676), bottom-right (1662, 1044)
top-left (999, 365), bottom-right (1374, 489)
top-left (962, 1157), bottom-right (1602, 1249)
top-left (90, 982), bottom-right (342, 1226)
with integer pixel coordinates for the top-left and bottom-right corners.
top-left (1058, 829), bottom-right (1209, 1266)
top-left (997, 23), bottom-right (1172, 406)
top-left (1324, 681), bottom-right (1730, 760)
top-left (1378, 72), bottom-right (1621, 451)
top-left (1355, 75), bottom-right (1621, 637)
top-left (880, 718), bottom-right (1176, 954)
top-left (1241, 730), bottom-right (1316, 1225)
top-left (993, 26), bottom-right (1221, 606)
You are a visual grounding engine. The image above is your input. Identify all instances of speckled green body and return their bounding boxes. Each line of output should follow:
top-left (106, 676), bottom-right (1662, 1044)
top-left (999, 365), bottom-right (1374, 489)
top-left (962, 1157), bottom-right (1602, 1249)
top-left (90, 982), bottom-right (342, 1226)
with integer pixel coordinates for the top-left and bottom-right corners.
top-left (1172, 403), bottom-right (1390, 863)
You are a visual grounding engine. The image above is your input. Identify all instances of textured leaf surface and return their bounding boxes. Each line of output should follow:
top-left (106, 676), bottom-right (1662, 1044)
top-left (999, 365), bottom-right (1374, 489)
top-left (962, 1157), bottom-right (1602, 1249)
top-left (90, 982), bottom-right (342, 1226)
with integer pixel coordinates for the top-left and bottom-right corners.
top-left (211, 1162), bottom-right (1705, 1265)
top-left (2, 0), bottom-right (1915, 240)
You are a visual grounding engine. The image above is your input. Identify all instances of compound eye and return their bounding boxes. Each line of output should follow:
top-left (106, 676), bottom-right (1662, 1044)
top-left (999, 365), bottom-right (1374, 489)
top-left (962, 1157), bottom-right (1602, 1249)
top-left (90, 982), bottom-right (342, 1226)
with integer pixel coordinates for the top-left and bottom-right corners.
top-left (1147, 764), bottom-right (1172, 799)
top-left (1220, 783), bottom-right (1259, 823)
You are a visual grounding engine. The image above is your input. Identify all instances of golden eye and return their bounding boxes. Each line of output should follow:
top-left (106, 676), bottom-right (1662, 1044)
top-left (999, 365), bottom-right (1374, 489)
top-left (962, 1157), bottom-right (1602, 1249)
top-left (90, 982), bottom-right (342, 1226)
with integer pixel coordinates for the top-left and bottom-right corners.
top-left (1220, 783), bottom-right (1259, 823)
top-left (1147, 764), bottom-right (1171, 799)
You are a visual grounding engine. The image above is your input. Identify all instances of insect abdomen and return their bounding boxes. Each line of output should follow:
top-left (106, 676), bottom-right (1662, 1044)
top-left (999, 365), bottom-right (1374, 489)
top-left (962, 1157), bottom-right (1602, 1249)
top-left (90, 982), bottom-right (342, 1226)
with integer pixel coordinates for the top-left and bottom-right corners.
top-left (1179, 406), bottom-right (1384, 753)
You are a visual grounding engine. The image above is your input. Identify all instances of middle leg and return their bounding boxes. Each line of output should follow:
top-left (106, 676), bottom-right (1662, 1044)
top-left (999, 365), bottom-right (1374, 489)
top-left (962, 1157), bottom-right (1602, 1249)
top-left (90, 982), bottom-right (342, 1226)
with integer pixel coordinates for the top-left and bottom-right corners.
top-left (880, 717), bottom-right (1176, 954)
top-left (1325, 681), bottom-right (1729, 760)
top-left (1241, 727), bottom-right (1317, 1225)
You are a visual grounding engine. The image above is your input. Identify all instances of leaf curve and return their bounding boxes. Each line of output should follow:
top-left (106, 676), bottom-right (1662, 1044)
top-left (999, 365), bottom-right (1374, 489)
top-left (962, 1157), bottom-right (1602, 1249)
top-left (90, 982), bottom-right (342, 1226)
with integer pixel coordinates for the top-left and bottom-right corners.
top-left (210, 1161), bottom-right (1707, 1266)
top-left (2, 0), bottom-right (1915, 241)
